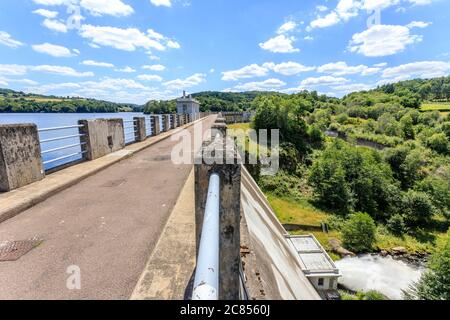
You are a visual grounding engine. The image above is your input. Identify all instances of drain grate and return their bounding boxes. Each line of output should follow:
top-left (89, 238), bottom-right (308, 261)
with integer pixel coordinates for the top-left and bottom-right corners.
top-left (0, 237), bottom-right (43, 262)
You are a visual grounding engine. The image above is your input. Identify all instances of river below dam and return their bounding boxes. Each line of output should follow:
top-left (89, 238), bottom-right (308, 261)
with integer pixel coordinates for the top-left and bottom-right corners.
top-left (335, 254), bottom-right (425, 300)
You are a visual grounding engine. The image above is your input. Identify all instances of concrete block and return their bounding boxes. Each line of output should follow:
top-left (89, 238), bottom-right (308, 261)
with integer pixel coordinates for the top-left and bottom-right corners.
top-left (163, 115), bottom-right (171, 132)
top-left (0, 124), bottom-right (45, 192)
top-left (134, 117), bottom-right (146, 142)
top-left (170, 114), bottom-right (177, 129)
top-left (78, 119), bottom-right (125, 161)
top-left (150, 115), bottom-right (160, 136)
top-left (177, 115), bottom-right (184, 126)
top-left (194, 136), bottom-right (241, 300)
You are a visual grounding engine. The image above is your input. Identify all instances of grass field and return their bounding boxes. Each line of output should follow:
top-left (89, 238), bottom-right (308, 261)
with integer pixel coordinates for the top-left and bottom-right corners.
top-left (421, 102), bottom-right (450, 112)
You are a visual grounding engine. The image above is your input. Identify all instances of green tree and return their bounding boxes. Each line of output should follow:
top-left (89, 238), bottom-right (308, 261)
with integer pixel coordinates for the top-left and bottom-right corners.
top-left (342, 212), bottom-right (376, 252)
top-left (404, 230), bottom-right (450, 300)
top-left (401, 190), bottom-right (435, 228)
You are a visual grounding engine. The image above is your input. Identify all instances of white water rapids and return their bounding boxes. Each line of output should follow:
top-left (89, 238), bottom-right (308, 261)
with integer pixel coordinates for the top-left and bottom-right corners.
top-left (335, 254), bottom-right (425, 300)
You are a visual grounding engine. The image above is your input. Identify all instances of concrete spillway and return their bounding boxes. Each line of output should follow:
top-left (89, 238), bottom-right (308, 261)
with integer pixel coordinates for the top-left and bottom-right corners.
top-left (240, 167), bottom-right (321, 300)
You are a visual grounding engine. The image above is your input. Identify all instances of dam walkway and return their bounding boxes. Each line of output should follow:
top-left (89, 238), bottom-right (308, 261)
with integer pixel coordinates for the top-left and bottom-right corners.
top-left (0, 116), bottom-right (216, 299)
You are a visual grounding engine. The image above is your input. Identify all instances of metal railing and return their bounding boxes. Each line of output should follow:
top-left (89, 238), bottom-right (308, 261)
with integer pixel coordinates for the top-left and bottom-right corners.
top-left (123, 119), bottom-right (137, 145)
top-left (38, 125), bottom-right (87, 169)
top-left (192, 172), bottom-right (220, 300)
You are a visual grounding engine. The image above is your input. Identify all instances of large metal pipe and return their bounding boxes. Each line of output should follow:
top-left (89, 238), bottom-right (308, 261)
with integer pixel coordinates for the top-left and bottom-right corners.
top-left (192, 172), bottom-right (220, 300)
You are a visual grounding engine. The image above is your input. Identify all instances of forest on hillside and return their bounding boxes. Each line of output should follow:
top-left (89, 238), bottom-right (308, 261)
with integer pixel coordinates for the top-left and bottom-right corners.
top-left (0, 88), bottom-right (141, 113)
top-left (235, 78), bottom-right (449, 300)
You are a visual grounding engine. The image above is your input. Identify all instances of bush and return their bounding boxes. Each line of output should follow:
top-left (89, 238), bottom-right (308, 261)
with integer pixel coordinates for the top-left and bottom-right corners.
top-left (386, 214), bottom-right (407, 236)
top-left (404, 230), bottom-right (450, 300)
top-left (401, 190), bottom-right (436, 228)
top-left (342, 212), bottom-right (377, 252)
top-left (427, 133), bottom-right (449, 155)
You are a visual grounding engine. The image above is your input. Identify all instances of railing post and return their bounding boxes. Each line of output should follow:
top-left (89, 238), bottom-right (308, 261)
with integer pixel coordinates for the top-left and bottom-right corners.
top-left (150, 115), bottom-right (160, 136)
top-left (163, 115), bottom-right (171, 132)
top-left (0, 124), bottom-right (45, 192)
top-left (194, 127), bottom-right (241, 300)
top-left (171, 114), bottom-right (177, 128)
top-left (133, 117), bottom-right (146, 142)
top-left (78, 119), bottom-right (125, 160)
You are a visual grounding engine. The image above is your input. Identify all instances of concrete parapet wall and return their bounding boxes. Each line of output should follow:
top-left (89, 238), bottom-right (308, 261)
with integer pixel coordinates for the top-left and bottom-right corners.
top-left (78, 118), bottom-right (125, 161)
top-left (195, 132), bottom-right (241, 300)
top-left (134, 117), bottom-right (146, 142)
top-left (0, 124), bottom-right (45, 192)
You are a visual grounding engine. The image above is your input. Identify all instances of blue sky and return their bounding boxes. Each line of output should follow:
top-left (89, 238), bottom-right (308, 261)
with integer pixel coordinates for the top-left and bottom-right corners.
top-left (0, 0), bottom-right (449, 104)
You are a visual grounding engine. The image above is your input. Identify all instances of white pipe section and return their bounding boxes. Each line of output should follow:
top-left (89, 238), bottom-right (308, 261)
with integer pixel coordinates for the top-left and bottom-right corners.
top-left (192, 173), bottom-right (220, 300)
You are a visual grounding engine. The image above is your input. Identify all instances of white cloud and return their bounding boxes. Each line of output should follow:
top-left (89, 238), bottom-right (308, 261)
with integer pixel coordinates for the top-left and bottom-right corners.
top-left (33, 9), bottom-right (58, 18)
top-left (408, 0), bottom-right (433, 5)
top-left (331, 83), bottom-right (374, 93)
top-left (336, 0), bottom-right (360, 20)
top-left (79, 0), bottom-right (134, 17)
top-left (263, 61), bottom-right (315, 76)
top-left (115, 66), bottom-right (136, 73)
top-left (382, 61), bottom-right (450, 80)
top-left (164, 73), bottom-right (206, 89)
top-left (0, 31), bottom-right (24, 48)
top-left (81, 60), bottom-right (114, 68)
top-left (362, 0), bottom-right (400, 11)
top-left (374, 62), bottom-right (388, 67)
top-left (309, 11), bottom-right (340, 29)
top-left (32, 43), bottom-right (77, 57)
top-left (316, 5), bottom-right (328, 12)
top-left (304, 36), bottom-right (314, 41)
top-left (406, 21), bottom-right (431, 28)
top-left (42, 19), bottom-right (68, 33)
top-left (301, 76), bottom-right (349, 87)
top-left (277, 21), bottom-right (297, 34)
top-left (259, 35), bottom-right (299, 53)
top-left (222, 64), bottom-right (269, 81)
top-left (142, 64), bottom-right (166, 71)
top-left (234, 78), bottom-right (286, 91)
top-left (150, 0), bottom-right (172, 7)
top-left (0, 64), bottom-right (28, 76)
top-left (0, 78), bottom-right (9, 86)
top-left (349, 24), bottom-right (422, 57)
top-left (32, 0), bottom-right (65, 5)
top-left (30, 65), bottom-right (94, 77)
top-left (137, 74), bottom-right (163, 82)
top-left (317, 61), bottom-right (381, 76)
top-left (79, 25), bottom-right (167, 51)
top-left (167, 40), bottom-right (181, 49)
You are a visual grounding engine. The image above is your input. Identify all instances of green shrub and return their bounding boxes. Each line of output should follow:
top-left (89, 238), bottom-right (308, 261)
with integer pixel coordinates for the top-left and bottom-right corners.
top-left (386, 214), bottom-right (407, 236)
top-left (404, 230), bottom-right (450, 300)
top-left (342, 212), bottom-right (377, 252)
top-left (401, 190), bottom-right (436, 228)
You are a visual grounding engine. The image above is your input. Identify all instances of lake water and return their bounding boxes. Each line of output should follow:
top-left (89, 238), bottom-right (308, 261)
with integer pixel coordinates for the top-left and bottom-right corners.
top-left (335, 254), bottom-right (425, 300)
top-left (0, 113), bottom-right (162, 170)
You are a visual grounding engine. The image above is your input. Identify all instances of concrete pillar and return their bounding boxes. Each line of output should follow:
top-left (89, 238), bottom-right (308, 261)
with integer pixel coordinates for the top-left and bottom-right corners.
top-left (134, 117), bottom-right (146, 142)
top-left (170, 114), bottom-right (177, 128)
top-left (78, 119), bottom-right (125, 161)
top-left (184, 114), bottom-right (188, 124)
top-left (163, 115), bottom-right (171, 132)
top-left (0, 124), bottom-right (45, 192)
top-left (177, 114), bottom-right (184, 126)
top-left (150, 115), bottom-right (160, 136)
top-left (194, 134), bottom-right (241, 300)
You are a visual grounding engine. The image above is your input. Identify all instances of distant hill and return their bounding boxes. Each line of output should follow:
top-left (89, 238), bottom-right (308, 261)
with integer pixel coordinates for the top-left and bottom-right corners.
top-left (191, 91), bottom-right (283, 111)
top-left (0, 88), bottom-right (141, 113)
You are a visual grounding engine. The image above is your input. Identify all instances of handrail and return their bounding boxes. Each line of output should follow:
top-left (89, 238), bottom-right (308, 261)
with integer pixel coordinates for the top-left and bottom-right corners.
top-left (38, 125), bottom-right (84, 132)
top-left (192, 172), bottom-right (220, 300)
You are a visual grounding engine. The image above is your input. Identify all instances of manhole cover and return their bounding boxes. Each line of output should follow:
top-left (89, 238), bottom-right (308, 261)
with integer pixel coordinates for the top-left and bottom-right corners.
top-left (0, 238), bottom-right (43, 262)
top-left (101, 179), bottom-right (126, 188)
top-left (152, 155), bottom-right (171, 161)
